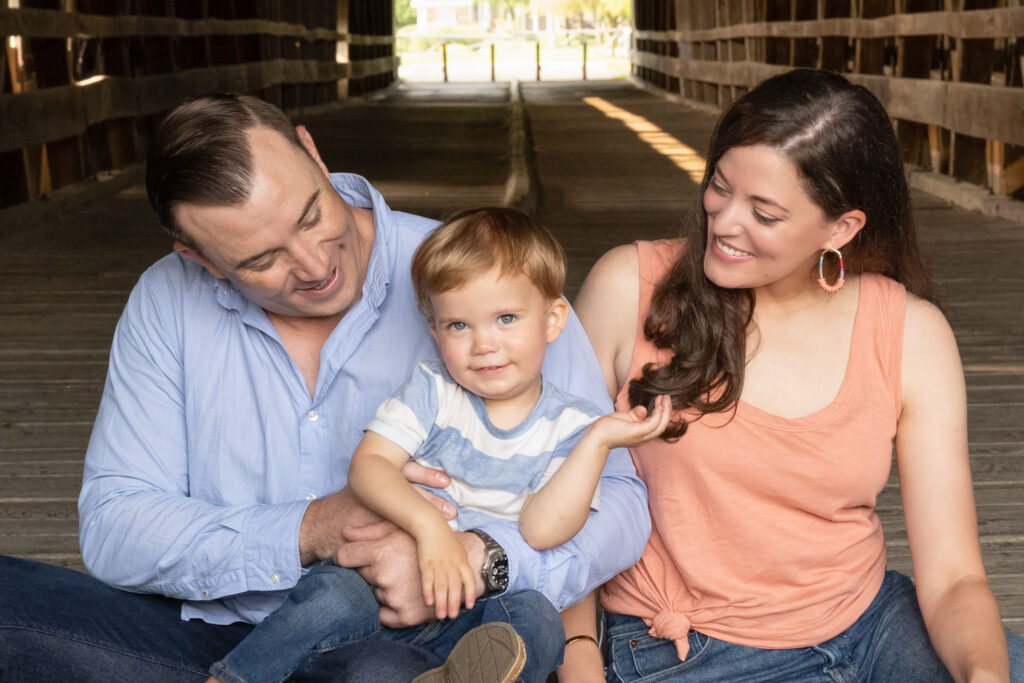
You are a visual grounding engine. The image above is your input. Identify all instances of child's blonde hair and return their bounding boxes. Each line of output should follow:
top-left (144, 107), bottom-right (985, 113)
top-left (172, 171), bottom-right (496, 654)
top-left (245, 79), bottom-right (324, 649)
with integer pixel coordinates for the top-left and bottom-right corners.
top-left (411, 207), bottom-right (566, 319)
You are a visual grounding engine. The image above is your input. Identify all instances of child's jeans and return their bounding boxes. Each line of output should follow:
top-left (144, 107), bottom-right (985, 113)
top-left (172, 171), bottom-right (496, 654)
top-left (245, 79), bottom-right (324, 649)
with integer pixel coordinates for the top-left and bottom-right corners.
top-left (209, 563), bottom-right (564, 683)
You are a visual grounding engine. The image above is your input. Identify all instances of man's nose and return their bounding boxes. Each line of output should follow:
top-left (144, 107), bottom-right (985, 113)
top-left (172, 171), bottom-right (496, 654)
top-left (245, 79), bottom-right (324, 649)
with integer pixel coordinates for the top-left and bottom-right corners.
top-left (292, 242), bottom-right (329, 283)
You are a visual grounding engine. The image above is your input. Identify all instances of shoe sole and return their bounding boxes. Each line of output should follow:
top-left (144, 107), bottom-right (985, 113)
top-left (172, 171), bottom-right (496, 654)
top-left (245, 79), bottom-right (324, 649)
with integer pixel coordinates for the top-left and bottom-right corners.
top-left (413, 621), bottom-right (527, 683)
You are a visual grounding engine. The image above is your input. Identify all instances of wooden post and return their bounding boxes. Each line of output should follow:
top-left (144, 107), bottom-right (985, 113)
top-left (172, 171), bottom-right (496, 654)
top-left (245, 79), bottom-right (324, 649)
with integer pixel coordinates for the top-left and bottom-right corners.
top-left (443, 42), bottom-right (448, 82)
top-left (536, 41), bottom-right (541, 81)
top-left (491, 43), bottom-right (495, 81)
top-left (582, 41), bottom-right (587, 80)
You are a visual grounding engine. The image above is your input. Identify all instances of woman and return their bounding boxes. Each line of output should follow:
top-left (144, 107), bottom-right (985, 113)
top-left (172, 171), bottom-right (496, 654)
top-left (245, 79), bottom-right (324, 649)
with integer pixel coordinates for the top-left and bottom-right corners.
top-left (564, 69), bottom-right (1023, 681)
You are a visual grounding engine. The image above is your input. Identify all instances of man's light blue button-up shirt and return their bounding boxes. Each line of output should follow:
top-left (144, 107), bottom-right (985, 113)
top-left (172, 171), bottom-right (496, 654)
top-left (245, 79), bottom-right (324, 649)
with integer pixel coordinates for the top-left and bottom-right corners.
top-left (79, 174), bottom-right (649, 624)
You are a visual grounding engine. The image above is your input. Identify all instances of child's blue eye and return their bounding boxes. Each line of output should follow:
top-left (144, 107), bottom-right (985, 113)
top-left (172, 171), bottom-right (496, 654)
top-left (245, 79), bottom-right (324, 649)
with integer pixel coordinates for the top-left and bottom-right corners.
top-left (448, 321), bottom-right (467, 331)
top-left (498, 314), bottom-right (516, 324)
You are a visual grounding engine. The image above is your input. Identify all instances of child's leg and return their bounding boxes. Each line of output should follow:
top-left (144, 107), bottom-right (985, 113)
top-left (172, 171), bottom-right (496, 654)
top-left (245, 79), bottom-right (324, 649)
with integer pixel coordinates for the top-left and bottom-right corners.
top-left (209, 564), bottom-right (380, 683)
top-left (480, 590), bottom-right (565, 682)
top-left (412, 589), bottom-right (564, 683)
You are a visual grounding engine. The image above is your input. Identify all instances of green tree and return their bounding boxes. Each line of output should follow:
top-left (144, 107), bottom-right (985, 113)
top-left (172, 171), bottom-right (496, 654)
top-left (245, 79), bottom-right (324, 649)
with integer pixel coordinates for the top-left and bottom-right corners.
top-left (394, 0), bottom-right (416, 28)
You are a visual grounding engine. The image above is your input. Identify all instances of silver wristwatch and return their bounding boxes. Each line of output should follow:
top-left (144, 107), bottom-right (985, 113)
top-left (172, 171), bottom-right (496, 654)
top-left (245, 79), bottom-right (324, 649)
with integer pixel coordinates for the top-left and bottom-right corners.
top-left (468, 528), bottom-right (508, 598)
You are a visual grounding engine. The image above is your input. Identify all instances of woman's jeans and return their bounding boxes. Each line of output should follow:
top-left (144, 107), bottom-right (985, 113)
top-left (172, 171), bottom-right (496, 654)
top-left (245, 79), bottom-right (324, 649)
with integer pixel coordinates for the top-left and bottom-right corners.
top-left (0, 554), bottom-right (561, 682)
top-left (212, 563), bottom-right (563, 683)
top-left (605, 570), bottom-right (1024, 682)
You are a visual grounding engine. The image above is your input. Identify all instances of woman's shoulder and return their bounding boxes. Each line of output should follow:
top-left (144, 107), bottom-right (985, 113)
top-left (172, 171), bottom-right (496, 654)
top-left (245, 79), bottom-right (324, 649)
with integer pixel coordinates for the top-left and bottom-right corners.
top-left (637, 238), bottom-right (685, 280)
top-left (580, 243), bottom-right (640, 297)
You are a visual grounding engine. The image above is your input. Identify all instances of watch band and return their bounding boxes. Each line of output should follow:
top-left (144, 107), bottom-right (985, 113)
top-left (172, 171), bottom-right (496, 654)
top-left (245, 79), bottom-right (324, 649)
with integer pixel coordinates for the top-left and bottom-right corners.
top-left (468, 528), bottom-right (508, 598)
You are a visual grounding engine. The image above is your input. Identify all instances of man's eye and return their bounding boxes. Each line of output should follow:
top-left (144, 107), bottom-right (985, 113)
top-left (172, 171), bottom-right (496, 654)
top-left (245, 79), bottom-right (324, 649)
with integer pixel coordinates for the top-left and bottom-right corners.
top-left (303, 207), bottom-right (322, 228)
top-left (498, 314), bottom-right (516, 324)
top-left (247, 258), bottom-right (275, 272)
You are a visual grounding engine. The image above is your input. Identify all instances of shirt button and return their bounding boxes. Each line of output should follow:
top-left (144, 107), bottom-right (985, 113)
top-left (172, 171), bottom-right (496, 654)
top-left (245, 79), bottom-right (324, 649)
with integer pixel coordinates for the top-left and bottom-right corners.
top-left (306, 493), bottom-right (317, 501)
top-left (270, 573), bottom-right (280, 585)
top-left (201, 589), bottom-right (209, 597)
top-left (307, 410), bottom-right (319, 422)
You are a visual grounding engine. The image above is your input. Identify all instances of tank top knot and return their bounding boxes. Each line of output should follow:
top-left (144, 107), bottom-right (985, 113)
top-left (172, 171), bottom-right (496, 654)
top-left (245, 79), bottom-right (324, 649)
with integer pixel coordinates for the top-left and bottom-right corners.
top-left (649, 610), bottom-right (693, 660)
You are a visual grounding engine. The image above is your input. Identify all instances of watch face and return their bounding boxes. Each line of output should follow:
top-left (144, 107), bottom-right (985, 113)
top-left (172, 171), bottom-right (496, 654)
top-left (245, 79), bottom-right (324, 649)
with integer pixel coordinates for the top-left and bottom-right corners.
top-left (487, 560), bottom-right (509, 590)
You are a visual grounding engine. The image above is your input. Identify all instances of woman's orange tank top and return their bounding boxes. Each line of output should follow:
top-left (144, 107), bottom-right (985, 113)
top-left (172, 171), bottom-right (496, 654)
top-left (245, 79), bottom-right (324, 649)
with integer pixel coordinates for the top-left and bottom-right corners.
top-left (600, 239), bottom-right (906, 659)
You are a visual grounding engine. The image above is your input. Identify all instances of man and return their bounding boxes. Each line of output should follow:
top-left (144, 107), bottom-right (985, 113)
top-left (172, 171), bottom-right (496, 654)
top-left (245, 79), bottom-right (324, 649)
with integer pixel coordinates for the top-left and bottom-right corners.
top-left (0, 94), bottom-right (649, 681)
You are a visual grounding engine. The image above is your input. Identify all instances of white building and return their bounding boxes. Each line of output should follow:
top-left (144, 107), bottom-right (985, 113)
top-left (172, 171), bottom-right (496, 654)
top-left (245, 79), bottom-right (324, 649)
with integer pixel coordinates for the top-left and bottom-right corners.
top-left (410, 0), bottom-right (492, 29)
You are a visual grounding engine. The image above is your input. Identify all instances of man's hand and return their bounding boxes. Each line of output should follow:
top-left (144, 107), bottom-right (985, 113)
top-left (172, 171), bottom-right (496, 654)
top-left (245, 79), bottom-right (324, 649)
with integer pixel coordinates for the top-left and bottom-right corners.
top-left (401, 460), bottom-right (457, 520)
top-left (298, 488), bottom-right (380, 566)
top-left (337, 524), bottom-right (486, 628)
top-left (297, 461), bottom-right (455, 566)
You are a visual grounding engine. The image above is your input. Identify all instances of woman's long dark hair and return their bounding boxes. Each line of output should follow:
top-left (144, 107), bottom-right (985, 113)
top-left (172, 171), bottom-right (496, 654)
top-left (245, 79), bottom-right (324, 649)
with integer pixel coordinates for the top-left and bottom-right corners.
top-left (629, 68), bottom-right (934, 439)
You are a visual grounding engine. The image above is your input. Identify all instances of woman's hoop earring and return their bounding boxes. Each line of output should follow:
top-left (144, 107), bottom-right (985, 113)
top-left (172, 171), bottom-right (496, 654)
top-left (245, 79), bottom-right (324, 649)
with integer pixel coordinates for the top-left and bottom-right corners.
top-left (817, 247), bottom-right (845, 293)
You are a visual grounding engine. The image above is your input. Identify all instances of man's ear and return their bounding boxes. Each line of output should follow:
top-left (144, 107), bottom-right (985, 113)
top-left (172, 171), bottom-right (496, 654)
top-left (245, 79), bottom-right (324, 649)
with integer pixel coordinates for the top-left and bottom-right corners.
top-left (545, 297), bottom-right (571, 344)
top-left (828, 209), bottom-right (867, 251)
top-left (173, 241), bottom-right (225, 279)
top-left (296, 125), bottom-right (330, 177)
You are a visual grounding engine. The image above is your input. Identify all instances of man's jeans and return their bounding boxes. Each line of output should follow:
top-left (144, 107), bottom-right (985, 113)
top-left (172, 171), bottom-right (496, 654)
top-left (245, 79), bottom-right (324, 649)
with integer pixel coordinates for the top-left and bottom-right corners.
top-left (212, 563), bottom-right (563, 683)
top-left (0, 555), bottom-right (560, 682)
top-left (605, 570), bottom-right (1024, 682)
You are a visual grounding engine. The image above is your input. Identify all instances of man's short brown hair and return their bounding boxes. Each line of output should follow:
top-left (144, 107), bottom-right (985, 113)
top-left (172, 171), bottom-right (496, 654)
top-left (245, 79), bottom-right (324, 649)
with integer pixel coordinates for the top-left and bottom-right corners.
top-left (145, 93), bottom-right (306, 246)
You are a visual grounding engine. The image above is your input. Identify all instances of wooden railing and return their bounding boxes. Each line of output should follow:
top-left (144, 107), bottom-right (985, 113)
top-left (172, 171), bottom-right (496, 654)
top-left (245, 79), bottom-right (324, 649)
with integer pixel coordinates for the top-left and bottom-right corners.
top-left (631, 0), bottom-right (1024, 203)
top-left (0, 1), bottom-right (396, 211)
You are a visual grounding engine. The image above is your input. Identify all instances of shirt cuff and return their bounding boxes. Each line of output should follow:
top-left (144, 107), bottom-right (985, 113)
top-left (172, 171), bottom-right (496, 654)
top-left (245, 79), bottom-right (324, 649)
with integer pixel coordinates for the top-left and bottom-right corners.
top-left (240, 499), bottom-right (310, 592)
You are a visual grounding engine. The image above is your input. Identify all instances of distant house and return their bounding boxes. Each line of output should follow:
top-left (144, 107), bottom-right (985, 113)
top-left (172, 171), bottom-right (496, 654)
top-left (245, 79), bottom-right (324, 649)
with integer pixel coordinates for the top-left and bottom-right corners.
top-left (410, 0), bottom-right (492, 29)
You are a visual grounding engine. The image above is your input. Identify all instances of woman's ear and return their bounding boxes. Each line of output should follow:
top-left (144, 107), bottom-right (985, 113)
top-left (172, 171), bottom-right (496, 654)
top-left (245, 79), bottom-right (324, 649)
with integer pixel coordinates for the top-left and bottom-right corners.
top-left (828, 209), bottom-right (867, 251)
top-left (545, 297), bottom-right (571, 344)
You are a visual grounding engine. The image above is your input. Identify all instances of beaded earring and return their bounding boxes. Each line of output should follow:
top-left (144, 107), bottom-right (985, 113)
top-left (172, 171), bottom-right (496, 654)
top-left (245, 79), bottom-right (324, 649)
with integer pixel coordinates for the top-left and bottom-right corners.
top-left (817, 247), bottom-right (845, 293)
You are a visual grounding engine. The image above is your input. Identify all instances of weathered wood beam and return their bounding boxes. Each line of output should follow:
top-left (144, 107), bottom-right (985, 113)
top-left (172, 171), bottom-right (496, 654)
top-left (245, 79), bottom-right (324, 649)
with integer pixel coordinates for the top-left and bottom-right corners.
top-left (0, 59), bottom-right (353, 153)
top-left (0, 8), bottom-right (395, 44)
top-left (651, 60), bottom-right (1024, 147)
top-left (633, 7), bottom-right (1024, 42)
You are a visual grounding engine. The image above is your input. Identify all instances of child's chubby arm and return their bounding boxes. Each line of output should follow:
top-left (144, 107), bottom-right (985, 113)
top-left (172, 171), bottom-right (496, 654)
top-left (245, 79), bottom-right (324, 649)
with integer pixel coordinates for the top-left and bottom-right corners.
top-left (519, 394), bottom-right (671, 550)
top-left (348, 432), bottom-right (478, 620)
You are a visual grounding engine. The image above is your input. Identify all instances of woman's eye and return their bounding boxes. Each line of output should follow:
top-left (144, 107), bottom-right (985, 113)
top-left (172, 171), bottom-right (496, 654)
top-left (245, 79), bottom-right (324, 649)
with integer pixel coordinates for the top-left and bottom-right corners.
top-left (498, 314), bottom-right (517, 324)
top-left (753, 211), bottom-right (781, 226)
top-left (709, 178), bottom-right (728, 195)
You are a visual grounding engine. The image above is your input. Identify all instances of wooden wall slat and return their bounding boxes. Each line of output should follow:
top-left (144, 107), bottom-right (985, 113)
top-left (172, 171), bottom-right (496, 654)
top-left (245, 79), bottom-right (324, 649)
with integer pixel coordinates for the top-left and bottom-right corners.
top-left (0, 59), bottom-right (362, 153)
top-left (0, 1), bottom-right (397, 210)
top-left (668, 59), bottom-right (1024, 148)
top-left (0, 7), bottom-right (379, 43)
top-left (639, 7), bottom-right (1024, 42)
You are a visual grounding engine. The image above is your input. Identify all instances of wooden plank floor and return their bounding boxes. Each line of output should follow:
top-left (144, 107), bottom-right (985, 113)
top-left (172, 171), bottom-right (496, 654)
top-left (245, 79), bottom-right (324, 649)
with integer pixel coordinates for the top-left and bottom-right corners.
top-left (1, 80), bottom-right (1021, 636)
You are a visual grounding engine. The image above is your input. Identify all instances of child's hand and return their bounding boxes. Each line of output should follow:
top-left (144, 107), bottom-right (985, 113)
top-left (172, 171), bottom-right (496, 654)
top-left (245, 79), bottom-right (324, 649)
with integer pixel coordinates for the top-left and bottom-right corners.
top-left (416, 527), bottom-right (478, 620)
top-left (589, 394), bottom-right (672, 450)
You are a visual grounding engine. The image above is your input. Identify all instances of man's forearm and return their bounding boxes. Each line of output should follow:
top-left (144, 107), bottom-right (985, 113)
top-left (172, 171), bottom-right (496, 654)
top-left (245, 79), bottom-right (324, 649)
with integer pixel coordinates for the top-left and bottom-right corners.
top-left (80, 487), bottom-right (309, 600)
top-left (298, 488), bottom-right (381, 565)
top-left (485, 459), bottom-right (650, 611)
